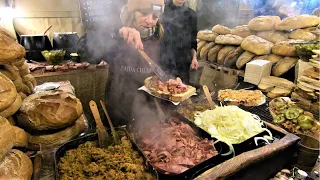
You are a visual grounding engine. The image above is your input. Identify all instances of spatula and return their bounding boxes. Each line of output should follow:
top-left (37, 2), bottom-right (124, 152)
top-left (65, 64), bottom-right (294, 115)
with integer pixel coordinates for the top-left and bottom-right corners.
top-left (99, 100), bottom-right (120, 145)
top-left (89, 100), bottom-right (111, 148)
top-left (138, 50), bottom-right (175, 82)
top-left (203, 85), bottom-right (216, 110)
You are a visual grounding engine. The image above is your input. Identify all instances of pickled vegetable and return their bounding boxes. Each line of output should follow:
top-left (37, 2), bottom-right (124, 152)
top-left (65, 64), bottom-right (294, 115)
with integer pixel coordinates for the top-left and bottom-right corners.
top-left (274, 114), bottom-right (286, 124)
top-left (285, 109), bottom-right (300, 119)
top-left (298, 115), bottom-right (314, 124)
top-left (299, 122), bottom-right (313, 130)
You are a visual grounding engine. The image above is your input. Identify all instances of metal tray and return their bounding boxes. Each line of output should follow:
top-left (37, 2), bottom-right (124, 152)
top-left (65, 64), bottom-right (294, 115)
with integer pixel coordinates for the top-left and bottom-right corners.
top-left (54, 128), bottom-right (159, 180)
top-left (127, 113), bottom-right (233, 180)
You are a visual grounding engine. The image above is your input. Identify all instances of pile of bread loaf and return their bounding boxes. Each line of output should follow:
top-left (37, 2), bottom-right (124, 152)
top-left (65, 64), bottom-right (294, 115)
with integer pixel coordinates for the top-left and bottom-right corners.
top-left (0, 27), bottom-right (86, 179)
top-left (197, 14), bottom-right (320, 77)
top-left (0, 27), bottom-right (33, 180)
top-left (291, 51), bottom-right (320, 114)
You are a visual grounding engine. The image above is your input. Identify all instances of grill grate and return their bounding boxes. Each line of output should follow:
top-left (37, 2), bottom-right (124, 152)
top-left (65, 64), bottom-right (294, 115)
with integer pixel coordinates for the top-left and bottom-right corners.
top-left (239, 98), bottom-right (274, 123)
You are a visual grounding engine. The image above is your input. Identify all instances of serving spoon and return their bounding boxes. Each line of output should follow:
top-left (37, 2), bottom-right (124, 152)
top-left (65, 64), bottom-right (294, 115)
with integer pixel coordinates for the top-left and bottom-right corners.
top-left (100, 100), bottom-right (120, 145)
top-left (203, 85), bottom-right (216, 110)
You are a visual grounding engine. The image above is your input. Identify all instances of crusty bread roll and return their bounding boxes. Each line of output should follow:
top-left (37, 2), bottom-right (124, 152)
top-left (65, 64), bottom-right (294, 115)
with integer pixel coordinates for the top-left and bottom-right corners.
top-left (272, 40), bottom-right (298, 57)
top-left (272, 57), bottom-right (298, 77)
top-left (215, 34), bottom-right (244, 45)
top-left (208, 45), bottom-right (223, 62)
top-left (0, 73), bottom-right (17, 112)
top-left (224, 47), bottom-right (244, 67)
top-left (0, 64), bottom-right (19, 81)
top-left (0, 149), bottom-right (33, 180)
top-left (289, 29), bottom-right (317, 41)
top-left (197, 30), bottom-right (218, 41)
top-left (256, 31), bottom-right (288, 44)
top-left (217, 46), bottom-right (237, 64)
top-left (212, 24), bottom-right (232, 35)
top-left (241, 35), bottom-right (274, 55)
top-left (267, 54), bottom-right (283, 64)
top-left (17, 90), bottom-right (83, 131)
top-left (200, 42), bottom-right (215, 61)
top-left (276, 15), bottom-right (320, 30)
top-left (236, 51), bottom-right (256, 69)
top-left (248, 16), bottom-right (281, 31)
top-left (0, 27), bottom-right (26, 65)
top-left (0, 94), bottom-right (21, 118)
top-left (27, 115), bottom-right (87, 150)
top-left (231, 25), bottom-right (254, 38)
top-left (12, 126), bottom-right (28, 148)
top-left (252, 55), bottom-right (269, 60)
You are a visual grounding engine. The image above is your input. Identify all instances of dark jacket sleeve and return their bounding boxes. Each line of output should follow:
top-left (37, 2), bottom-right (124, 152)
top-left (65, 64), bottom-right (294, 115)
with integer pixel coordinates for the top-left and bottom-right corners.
top-left (190, 9), bottom-right (198, 51)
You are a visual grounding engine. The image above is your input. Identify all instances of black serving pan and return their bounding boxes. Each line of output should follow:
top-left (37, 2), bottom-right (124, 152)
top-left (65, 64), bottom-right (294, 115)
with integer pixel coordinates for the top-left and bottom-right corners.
top-left (54, 128), bottom-right (159, 180)
top-left (53, 32), bottom-right (79, 60)
top-left (127, 113), bottom-right (233, 180)
top-left (19, 35), bottom-right (52, 61)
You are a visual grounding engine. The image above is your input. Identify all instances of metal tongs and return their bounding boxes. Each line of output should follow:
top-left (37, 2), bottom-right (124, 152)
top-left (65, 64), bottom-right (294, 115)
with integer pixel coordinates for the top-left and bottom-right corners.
top-left (138, 50), bottom-right (175, 82)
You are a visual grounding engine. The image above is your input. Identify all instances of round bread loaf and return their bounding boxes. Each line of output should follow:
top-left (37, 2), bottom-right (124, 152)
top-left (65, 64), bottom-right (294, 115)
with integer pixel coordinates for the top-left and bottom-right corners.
top-left (17, 90), bottom-right (83, 131)
top-left (252, 55), bottom-right (269, 60)
top-left (241, 35), bottom-right (274, 55)
top-left (289, 29), bottom-right (317, 41)
top-left (256, 31), bottom-right (289, 44)
top-left (200, 42), bottom-right (215, 61)
top-left (0, 94), bottom-right (21, 118)
top-left (224, 47), bottom-right (244, 67)
top-left (0, 149), bottom-right (33, 180)
top-left (0, 73), bottom-right (17, 112)
top-left (217, 46), bottom-right (237, 64)
top-left (248, 16), bottom-right (281, 31)
top-left (215, 34), bottom-right (244, 45)
top-left (0, 64), bottom-right (19, 81)
top-left (212, 24), bottom-right (231, 35)
top-left (231, 25), bottom-right (254, 38)
top-left (208, 45), bottom-right (224, 62)
top-left (267, 54), bottom-right (283, 64)
top-left (276, 15), bottom-right (320, 30)
top-left (27, 115), bottom-right (87, 150)
top-left (0, 28), bottom-right (26, 64)
top-left (197, 30), bottom-right (218, 41)
top-left (272, 40), bottom-right (298, 57)
top-left (272, 57), bottom-right (298, 77)
top-left (236, 51), bottom-right (256, 69)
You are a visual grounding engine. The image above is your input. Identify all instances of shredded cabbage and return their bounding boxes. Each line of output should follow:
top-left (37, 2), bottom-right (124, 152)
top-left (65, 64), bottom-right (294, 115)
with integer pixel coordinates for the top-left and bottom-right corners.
top-left (194, 106), bottom-right (268, 145)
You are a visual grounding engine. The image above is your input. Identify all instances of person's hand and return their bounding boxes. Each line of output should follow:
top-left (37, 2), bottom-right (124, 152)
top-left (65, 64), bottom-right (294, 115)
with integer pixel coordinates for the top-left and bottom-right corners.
top-left (119, 27), bottom-right (144, 50)
top-left (191, 57), bottom-right (198, 69)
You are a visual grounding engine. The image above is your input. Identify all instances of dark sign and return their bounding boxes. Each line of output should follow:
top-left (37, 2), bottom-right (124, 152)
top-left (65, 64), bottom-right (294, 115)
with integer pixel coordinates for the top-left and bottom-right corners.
top-left (79, 0), bottom-right (115, 30)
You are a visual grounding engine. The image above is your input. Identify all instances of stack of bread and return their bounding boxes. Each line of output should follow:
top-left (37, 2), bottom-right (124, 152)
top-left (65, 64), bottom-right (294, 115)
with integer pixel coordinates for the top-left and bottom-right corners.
top-left (0, 28), bottom-right (36, 101)
top-left (292, 50), bottom-right (320, 114)
top-left (197, 15), bottom-right (320, 78)
top-left (258, 76), bottom-right (296, 98)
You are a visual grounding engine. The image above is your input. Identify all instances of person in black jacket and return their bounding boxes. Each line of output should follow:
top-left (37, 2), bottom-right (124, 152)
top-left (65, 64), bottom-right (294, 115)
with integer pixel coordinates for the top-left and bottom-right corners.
top-left (160, 0), bottom-right (198, 84)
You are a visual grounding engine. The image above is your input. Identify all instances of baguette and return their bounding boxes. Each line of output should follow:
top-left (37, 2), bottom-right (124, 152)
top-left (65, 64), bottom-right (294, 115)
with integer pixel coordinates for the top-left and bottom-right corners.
top-left (197, 41), bottom-right (207, 56)
top-left (272, 57), bottom-right (298, 76)
top-left (224, 47), bottom-right (244, 67)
